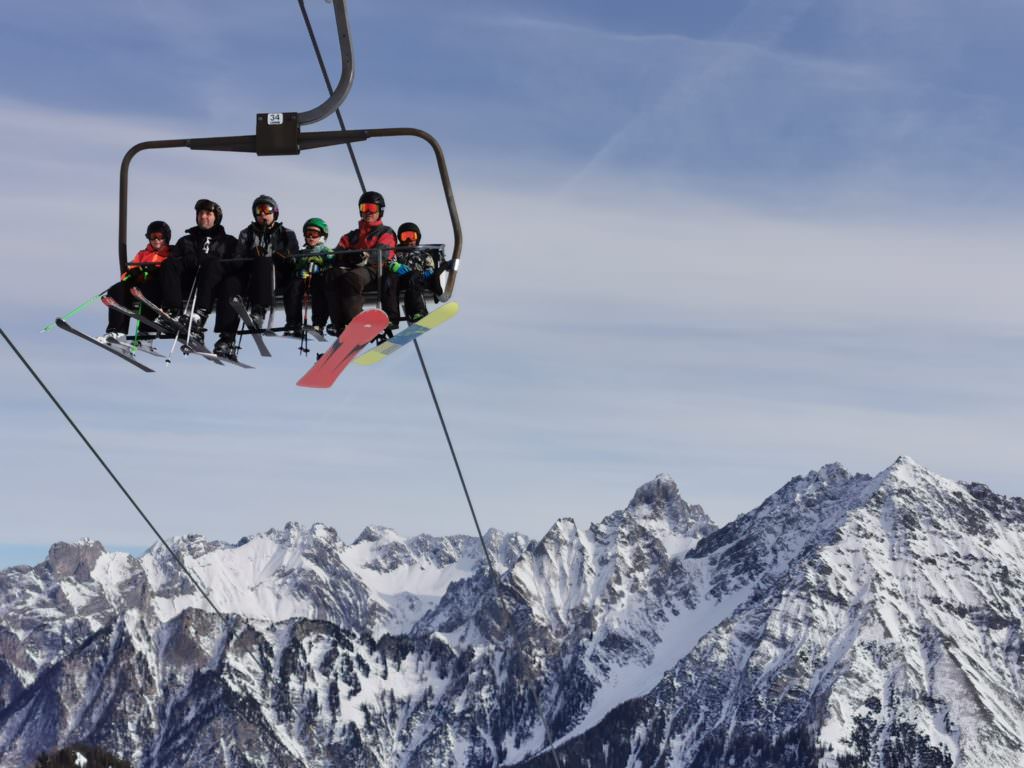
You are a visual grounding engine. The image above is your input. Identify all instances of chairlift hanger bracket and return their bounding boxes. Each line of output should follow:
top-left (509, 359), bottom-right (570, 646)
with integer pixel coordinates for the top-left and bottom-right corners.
top-left (117, 0), bottom-right (462, 301)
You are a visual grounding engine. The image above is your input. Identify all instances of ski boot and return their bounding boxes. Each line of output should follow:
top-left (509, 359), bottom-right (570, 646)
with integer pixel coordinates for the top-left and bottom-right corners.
top-left (213, 333), bottom-right (236, 359)
top-left (175, 308), bottom-right (207, 343)
top-left (135, 338), bottom-right (158, 355)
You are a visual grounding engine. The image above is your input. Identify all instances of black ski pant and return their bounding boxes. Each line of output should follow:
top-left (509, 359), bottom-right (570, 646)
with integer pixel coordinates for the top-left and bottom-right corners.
top-left (161, 255), bottom-right (208, 314)
top-left (283, 273), bottom-right (329, 330)
top-left (201, 257), bottom-right (274, 334)
top-left (326, 266), bottom-right (378, 332)
top-left (381, 272), bottom-right (429, 325)
top-left (105, 267), bottom-right (177, 334)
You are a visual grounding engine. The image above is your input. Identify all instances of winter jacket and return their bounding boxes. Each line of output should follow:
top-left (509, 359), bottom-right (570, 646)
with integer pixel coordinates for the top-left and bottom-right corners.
top-left (116, 244), bottom-right (170, 285)
top-left (293, 242), bottom-right (333, 277)
top-left (173, 225), bottom-right (238, 270)
top-left (336, 220), bottom-right (396, 269)
top-left (235, 221), bottom-right (299, 262)
top-left (130, 243), bottom-right (170, 266)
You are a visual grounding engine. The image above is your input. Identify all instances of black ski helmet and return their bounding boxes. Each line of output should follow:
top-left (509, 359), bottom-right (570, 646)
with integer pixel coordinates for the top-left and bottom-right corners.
top-left (145, 221), bottom-right (172, 242)
top-left (252, 194), bottom-right (279, 220)
top-left (302, 217), bottom-right (329, 238)
top-left (194, 198), bottom-right (223, 226)
top-left (358, 190), bottom-right (385, 211)
top-left (397, 222), bottom-right (421, 242)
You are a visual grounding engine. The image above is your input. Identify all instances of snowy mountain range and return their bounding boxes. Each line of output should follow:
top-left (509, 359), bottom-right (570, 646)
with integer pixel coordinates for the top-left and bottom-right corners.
top-left (0, 457), bottom-right (1021, 767)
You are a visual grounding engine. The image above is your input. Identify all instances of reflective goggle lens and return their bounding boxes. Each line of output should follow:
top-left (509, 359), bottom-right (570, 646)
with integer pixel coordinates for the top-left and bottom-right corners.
top-left (399, 231), bottom-right (419, 243)
top-left (359, 202), bottom-right (380, 214)
top-left (256, 205), bottom-right (275, 215)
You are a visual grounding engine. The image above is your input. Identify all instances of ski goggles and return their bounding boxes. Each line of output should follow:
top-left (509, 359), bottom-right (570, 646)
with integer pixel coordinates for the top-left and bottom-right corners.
top-left (399, 231), bottom-right (420, 243)
top-left (255, 205), bottom-right (276, 215)
top-left (358, 202), bottom-right (380, 214)
top-left (147, 234), bottom-right (166, 241)
top-left (304, 228), bottom-right (325, 238)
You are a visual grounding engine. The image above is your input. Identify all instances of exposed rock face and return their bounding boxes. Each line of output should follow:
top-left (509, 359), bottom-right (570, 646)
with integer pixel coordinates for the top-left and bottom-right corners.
top-left (45, 540), bottom-right (106, 582)
top-left (1, 459), bottom-right (1021, 767)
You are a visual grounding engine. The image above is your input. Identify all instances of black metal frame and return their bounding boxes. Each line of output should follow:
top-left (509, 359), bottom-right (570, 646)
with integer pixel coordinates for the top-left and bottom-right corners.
top-left (116, 0), bottom-right (461, 301)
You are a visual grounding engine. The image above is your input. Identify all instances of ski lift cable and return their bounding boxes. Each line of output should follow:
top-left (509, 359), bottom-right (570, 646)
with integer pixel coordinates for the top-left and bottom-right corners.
top-left (295, 0), bottom-right (366, 193)
top-left (2, 329), bottom-right (315, 767)
top-left (415, 337), bottom-right (567, 768)
top-left (0, 326), bottom-right (225, 620)
top-left (296, 7), bottom-right (566, 767)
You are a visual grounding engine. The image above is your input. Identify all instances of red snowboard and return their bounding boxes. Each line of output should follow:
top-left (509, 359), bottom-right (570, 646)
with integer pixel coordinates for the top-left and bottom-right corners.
top-left (296, 309), bottom-right (389, 388)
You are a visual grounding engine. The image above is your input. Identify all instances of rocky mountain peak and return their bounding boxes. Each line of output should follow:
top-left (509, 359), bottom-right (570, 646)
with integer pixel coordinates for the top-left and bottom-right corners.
top-left (874, 454), bottom-right (934, 488)
top-left (353, 525), bottom-right (399, 545)
top-left (863, 455), bottom-right (1024, 538)
top-left (43, 539), bottom-right (105, 581)
top-left (622, 473), bottom-right (713, 534)
top-left (309, 522), bottom-right (339, 545)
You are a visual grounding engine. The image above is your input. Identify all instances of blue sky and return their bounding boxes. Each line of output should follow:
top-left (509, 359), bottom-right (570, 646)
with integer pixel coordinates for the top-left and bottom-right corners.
top-left (2, 0), bottom-right (1023, 567)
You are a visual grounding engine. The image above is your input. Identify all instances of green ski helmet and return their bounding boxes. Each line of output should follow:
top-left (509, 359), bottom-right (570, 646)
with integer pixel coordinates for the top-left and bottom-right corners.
top-left (303, 218), bottom-right (329, 238)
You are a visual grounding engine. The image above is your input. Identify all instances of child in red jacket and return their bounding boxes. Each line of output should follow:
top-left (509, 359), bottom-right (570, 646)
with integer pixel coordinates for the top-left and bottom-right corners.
top-left (102, 221), bottom-right (176, 343)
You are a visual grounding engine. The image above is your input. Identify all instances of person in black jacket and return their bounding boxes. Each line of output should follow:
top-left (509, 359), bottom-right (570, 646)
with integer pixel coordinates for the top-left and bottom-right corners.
top-left (163, 199), bottom-right (237, 337)
top-left (210, 194), bottom-right (298, 356)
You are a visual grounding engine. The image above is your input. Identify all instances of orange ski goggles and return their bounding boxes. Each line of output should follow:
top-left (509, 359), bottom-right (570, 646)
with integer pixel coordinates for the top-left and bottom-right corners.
top-left (359, 202), bottom-right (380, 214)
top-left (399, 231), bottom-right (420, 243)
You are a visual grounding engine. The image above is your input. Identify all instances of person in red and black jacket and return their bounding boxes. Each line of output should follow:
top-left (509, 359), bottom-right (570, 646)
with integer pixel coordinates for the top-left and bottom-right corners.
top-left (102, 220), bottom-right (179, 342)
top-left (325, 190), bottom-right (396, 334)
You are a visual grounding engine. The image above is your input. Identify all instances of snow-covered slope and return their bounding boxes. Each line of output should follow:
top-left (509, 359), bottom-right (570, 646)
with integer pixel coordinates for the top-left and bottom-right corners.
top-left (1, 459), bottom-right (1021, 768)
top-left (514, 458), bottom-right (1024, 768)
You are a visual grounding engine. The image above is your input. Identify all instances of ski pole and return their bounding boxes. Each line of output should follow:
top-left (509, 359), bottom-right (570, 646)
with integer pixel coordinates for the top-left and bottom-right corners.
top-left (40, 292), bottom-right (105, 333)
top-left (170, 269), bottom-right (201, 361)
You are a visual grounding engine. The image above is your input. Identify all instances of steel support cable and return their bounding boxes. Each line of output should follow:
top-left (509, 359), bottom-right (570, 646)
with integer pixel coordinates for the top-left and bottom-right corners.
top-left (0, 326), bottom-right (224, 619)
top-left (413, 344), bottom-right (567, 768)
top-left (3, 327), bottom-right (314, 766)
top-left (295, 7), bottom-right (566, 766)
top-left (295, 0), bottom-right (366, 193)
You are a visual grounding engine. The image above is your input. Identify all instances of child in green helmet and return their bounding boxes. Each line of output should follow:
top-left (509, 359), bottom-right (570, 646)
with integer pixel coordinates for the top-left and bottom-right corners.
top-left (283, 217), bottom-right (333, 336)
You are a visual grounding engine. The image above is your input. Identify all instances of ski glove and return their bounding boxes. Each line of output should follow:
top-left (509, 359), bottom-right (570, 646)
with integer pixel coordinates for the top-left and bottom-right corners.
top-left (422, 268), bottom-right (434, 280)
top-left (389, 262), bottom-right (412, 276)
top-left (338, 251), bottom-right (366, 268)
